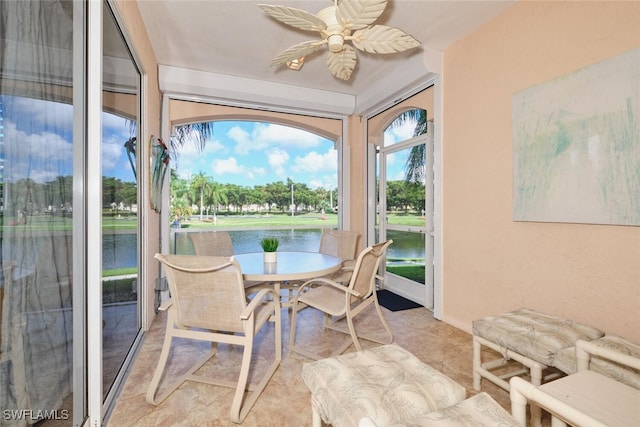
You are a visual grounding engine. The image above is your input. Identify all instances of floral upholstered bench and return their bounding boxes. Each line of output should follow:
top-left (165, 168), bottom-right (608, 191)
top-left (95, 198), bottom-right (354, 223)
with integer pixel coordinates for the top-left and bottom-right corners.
top-left (301, 344), bottom-right (467, 427)
top-left (553, 334), bottom-right (640, 390)
top-left (357, 392), bottom-right (519, 427)
top-left (472, 307), bottom-right (604, 426)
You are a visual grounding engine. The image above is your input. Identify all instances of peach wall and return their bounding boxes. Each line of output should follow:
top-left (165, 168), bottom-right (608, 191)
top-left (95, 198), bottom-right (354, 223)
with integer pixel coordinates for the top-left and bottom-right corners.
top-left (169, 100), bottom-right (342, 141)
top-left (346, 114), bottom-right (366, 248)
top-left (442, 1), bottom-right (640, 341)
top-left (116, 0), bottom-right (162, 327)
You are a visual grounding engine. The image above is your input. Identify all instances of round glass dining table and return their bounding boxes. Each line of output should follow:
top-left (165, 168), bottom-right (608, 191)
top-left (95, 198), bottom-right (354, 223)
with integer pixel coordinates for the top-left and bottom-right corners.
top-left (233, 251), bottom-right (342, 305)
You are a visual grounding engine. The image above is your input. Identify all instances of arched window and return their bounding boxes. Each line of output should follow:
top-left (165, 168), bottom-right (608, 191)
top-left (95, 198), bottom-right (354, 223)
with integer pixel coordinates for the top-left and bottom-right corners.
top-left (168, 118), bottom-right (341, 255)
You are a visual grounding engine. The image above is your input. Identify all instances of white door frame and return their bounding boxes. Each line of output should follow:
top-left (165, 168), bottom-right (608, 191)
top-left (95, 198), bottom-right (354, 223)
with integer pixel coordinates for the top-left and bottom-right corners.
top-left (365, 79), bottom-right (442, 318)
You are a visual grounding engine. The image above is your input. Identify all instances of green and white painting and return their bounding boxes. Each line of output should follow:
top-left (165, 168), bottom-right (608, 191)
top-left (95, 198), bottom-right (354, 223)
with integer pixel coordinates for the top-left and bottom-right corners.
top-left (512, 48), bottom-right (639, 226)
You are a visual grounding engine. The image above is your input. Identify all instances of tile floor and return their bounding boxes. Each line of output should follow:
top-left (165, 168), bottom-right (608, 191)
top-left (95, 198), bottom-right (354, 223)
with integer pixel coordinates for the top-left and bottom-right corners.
top-left (106, 301), bottom-right (542, 427)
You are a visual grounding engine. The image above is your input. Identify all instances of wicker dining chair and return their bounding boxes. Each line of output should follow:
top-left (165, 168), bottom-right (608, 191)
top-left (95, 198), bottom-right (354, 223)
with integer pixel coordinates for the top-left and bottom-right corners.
top-left (284, 229), bottom-right (360, 296)
top-left (148, 254), bottom-right (282, 423)
top-left (189, 230), bottom-right (234, 256)
top-left (289, 240), bottom-right (394, 360)
top-left (189, 231), bottom-right (264, 292)
top-left (318, 229), bottom-right (360, 283)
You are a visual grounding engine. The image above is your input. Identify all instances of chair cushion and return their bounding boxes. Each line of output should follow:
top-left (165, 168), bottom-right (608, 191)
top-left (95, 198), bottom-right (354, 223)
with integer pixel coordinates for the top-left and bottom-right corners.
top-left (472, 308), bottom-right (604, 365)
top-left (554, 335), bottom-right (640, 390)
top-left (302, 344), bottom-right (466, 427)
top-left (420, 392), bottom-right (519, 426)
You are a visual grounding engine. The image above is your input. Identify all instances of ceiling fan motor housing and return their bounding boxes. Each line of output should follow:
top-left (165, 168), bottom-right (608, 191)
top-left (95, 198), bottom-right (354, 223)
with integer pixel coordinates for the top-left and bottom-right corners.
top-left (318, 6), bottom-right (349, 53)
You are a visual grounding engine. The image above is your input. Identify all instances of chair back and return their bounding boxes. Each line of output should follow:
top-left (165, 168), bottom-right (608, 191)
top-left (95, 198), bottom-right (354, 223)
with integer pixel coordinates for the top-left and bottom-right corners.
top-left (189, 231), bottom-right (234, 256)
top-left (348, 240), bottom-right (393, 301)
top-left (155, 254), bottom-right (247, 332)
top-left (319, 229), bottom-right (359, 262)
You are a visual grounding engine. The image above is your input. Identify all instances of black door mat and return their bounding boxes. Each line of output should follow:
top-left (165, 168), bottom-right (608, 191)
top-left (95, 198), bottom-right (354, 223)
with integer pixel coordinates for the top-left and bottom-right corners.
top-left (376, 290), bottom-right (422, 312)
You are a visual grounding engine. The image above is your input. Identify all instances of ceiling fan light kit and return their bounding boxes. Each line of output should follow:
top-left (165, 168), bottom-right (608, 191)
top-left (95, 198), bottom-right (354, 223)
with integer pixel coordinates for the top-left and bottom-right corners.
top-left (258, 0), bottom-right (421, 81)
top-left (286, 57), bottom-right (305, 70)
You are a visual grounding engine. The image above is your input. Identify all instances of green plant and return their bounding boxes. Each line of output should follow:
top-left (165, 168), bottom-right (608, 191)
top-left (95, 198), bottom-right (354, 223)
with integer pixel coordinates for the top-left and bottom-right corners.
top-left (260, 237), bottom-right (279, 252)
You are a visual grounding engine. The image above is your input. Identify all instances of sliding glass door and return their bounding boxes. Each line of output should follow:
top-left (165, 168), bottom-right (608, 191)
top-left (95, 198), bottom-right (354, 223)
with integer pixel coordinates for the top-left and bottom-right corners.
top-left (101, 1), bottom-right (142, 411)
top-left (1, 1), bottom-right (143, 424)
top-left (1, 1), bottom-right (78, 424)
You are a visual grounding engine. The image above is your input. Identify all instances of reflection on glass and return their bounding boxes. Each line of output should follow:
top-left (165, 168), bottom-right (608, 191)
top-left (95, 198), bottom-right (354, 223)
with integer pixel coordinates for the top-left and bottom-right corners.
top-left (101, 2), bottom-right (140, 401)
top-left (1, 0), bottom-right (75, 422)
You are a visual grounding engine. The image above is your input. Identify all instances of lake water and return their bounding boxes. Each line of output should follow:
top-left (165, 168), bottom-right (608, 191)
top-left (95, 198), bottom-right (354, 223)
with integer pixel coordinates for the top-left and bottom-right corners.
top-left (171, 228), bottom-right (425, 260)
top-left (6, 228), bottom-right (425, 273)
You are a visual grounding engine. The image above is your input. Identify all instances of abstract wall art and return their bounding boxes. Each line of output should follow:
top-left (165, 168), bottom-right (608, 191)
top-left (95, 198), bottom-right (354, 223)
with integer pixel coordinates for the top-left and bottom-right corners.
top-left (512, 48), bottom-right (639, 226)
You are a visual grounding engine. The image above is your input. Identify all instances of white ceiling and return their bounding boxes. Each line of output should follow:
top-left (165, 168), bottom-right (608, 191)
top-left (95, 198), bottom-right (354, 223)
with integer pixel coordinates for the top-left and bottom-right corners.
top-left (137, 0), bottom-right (515, 113)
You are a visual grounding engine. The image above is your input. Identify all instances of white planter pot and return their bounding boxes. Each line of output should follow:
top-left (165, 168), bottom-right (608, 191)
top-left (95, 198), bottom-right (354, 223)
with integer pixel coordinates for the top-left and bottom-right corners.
top-left (263, 251), bottom-right (277, 263)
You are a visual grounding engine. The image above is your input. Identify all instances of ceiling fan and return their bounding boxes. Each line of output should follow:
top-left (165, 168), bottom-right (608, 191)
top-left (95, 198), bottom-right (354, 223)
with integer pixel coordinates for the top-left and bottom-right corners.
top-left (258, 0), bottom-right (421, 81)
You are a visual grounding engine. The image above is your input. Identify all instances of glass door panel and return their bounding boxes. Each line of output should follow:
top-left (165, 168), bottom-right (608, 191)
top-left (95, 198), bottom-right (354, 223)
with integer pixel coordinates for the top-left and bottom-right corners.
top-left (379, 143), bottom-right (431, 306)
top-left (1, 1), bottom-right (76, 423)
top-left (101, 1), bottom-right (141, 404)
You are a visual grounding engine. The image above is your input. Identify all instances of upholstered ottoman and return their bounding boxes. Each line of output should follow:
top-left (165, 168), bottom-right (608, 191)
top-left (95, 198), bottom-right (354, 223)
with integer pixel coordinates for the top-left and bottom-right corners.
top-left (472, 308), bottom-right (604, 426)
top-left (301, 344), bottom-right (466, 427)
top-left (554, 334), bottom-right (640, 390)
top-left (358, 392), bottom-right (519, 427)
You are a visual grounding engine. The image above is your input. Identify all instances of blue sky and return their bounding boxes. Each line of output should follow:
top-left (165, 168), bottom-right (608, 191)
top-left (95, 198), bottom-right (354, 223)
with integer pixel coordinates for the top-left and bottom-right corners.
top-left (2, 95), bottom-right (136, 184)
top-left (1, 96), bottom-right (415, 187)
top-left (173, 121), bottom-right (337, 190)
top-left (172, 119), bottom-right (416, 190)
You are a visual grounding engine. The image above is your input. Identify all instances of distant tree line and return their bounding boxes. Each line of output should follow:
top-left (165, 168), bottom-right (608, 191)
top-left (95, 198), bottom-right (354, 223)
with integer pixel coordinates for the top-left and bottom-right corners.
top-left (1, 176), bottom-right (137, 219)
top-left (170, 170), bottom-right (426, 220)
top-left (169, 170), bottom-right (337, 220)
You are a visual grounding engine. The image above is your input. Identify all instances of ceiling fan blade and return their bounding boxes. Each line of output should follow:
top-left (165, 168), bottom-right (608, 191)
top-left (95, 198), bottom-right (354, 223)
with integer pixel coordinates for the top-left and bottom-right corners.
top-left (327, 44), bottom-right (357, 80)
top-left (351, 25), bottom-right (421, 54)
top-left (337, 0), bottom-right (388, 30)
top-left (272, 40), bottom-right (326, 66)
top-left (258, 4), bottom-right (327, 32)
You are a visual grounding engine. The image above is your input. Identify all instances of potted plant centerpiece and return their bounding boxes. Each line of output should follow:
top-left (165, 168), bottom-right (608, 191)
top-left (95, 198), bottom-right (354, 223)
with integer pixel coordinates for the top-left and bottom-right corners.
top-left (261, 237), bottom-right (279, 263)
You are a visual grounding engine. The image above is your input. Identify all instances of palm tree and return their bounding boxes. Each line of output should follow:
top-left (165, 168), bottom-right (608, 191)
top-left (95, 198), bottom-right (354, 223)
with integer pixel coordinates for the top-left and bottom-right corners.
top-left (170, 122), bottom-right (214, 162)
top-left (205, 179), bottom-right (228, 221)
top-left (190, 172), bottom-right (211, 221)
top-left (393, 109), bottom-right (427, 183)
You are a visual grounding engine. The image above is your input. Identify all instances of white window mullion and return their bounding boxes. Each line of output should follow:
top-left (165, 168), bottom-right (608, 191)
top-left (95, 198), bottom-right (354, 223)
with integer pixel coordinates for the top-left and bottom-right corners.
top-left (86, 0), bottom-right (103, 424)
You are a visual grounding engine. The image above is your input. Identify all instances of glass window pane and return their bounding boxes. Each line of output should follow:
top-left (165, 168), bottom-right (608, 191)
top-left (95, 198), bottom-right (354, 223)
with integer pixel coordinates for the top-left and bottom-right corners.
top-left (169, 120), bottom-right (338, 253)
top-left (383, 108), bottom-right (427, 146)
top-left (1, 0), bottom-right (75, 422)
top-left (385, 229), bottom-right (425, 284)
top-left (384, 146), bottom-right (426, 227)
top-left (102, 1), bottom-right (141, 401)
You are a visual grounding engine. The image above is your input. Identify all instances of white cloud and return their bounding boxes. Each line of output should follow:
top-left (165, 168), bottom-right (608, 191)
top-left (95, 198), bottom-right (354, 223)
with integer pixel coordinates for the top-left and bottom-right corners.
top-left (173, 138), bottom-right (225, 173)
top-left (102, 139), bottom-right (123, 171)
top-left (3, 120), bottom-right (73, 182)
top-left (230, 123), bottom-right (324, 155)
top-left (384, 118), bottom-right (417, 144)
top-left (292, 149), bottom-right (337, 174)
top-left (212, 157), bottom-right (246, 175)
top-left (252, 167), bottom-right (267, 177)
top-left (267, 148), bottom-right (289, 178)
top-left (8, 96), bottom-right (73, 129)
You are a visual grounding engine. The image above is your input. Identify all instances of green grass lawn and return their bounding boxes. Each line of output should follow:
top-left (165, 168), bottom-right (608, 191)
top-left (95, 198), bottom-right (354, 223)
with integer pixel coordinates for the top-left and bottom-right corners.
top-left (3, 211), bottom-right (425, 231)
top-left (180, 212), bottom-right (338, 228)
top-left (387, 265), bottom-right (425, 284)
